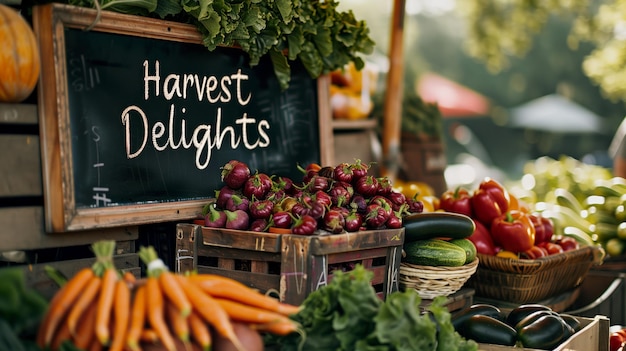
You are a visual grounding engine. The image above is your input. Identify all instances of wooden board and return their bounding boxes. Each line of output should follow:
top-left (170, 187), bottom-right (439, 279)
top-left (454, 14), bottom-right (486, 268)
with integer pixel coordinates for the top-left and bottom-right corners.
top-left (0, 102), bottom-right (141, 251)
top-left (0, 206), bottom-right (138, 251)
top-left (32, 3), bottom-right (333, 232)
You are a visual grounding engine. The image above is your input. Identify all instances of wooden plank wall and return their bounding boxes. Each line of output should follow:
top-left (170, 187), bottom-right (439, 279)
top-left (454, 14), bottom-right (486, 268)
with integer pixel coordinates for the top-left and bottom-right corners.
top-left (0, 102), bottom-right (140, 296)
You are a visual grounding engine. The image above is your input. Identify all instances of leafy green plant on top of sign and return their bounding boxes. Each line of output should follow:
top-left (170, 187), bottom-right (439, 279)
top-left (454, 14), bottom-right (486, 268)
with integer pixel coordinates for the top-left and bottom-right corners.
top-left (59, 0), bottom-right (375, 91)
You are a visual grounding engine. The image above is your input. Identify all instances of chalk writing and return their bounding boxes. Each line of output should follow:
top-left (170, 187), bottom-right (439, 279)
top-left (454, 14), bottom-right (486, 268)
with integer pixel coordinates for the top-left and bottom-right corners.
top-left (68, 52), bottom-right (100, 92)
top-left (89, 126), bottom-right (111, 206)
top-left (315, 255), bottom-right (328, 290)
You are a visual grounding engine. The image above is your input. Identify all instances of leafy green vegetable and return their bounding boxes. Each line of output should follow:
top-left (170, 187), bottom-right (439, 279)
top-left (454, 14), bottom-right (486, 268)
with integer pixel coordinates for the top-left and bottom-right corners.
top-left (265, 265), bottom-right (478, 351)
top-left (61, 0), bottom-right (375, 90)
top-left (428, 296), bottom-right (478, 351)
top-left (0, 268), bottom-right (48, 350)
top-left (364, 290), bottom-right (438, 351)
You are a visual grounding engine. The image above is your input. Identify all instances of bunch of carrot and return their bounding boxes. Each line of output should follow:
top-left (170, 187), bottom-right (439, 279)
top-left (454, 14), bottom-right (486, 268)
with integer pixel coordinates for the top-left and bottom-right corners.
top-left (35, 241), bottom-right (302, 351)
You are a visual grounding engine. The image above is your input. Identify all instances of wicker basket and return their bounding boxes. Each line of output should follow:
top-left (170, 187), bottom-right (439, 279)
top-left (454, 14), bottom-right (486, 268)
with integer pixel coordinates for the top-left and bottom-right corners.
top-left (465, 245), bottom-right (604, 304)
top-left (399, 258), bottom-right (479, 299)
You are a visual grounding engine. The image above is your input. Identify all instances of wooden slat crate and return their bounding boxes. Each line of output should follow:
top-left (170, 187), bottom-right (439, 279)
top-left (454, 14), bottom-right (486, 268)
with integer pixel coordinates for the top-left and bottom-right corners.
top-left (478, 315), bottom-right (609, 351)
top-left (175, 223), bottom-right (404, 305)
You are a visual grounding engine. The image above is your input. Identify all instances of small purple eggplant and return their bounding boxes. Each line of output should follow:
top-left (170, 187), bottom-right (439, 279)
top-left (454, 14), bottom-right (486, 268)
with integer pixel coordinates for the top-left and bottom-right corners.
top-left (204, 204), bottom-right (227, 228)
top-left (224, 209), bottom-right (250, 230)
top-left (224, 194), bottom-right (250, 212)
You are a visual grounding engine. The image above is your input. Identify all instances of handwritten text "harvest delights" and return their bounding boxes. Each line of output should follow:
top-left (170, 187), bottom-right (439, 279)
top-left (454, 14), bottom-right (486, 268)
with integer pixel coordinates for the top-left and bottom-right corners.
top-left (121, 60), bottom-right (271, 169)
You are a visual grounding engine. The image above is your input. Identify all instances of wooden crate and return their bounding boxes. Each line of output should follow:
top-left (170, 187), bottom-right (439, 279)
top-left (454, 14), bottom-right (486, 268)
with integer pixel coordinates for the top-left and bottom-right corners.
top-left (175, 223), bottom-right (404, 305)
top-left (477, 315), bottom-right (610, 351)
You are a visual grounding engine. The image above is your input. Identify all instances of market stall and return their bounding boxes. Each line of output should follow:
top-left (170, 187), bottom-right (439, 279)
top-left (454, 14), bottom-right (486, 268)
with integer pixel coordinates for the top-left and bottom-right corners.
top-left (1, 0), bottom-right (624, 350)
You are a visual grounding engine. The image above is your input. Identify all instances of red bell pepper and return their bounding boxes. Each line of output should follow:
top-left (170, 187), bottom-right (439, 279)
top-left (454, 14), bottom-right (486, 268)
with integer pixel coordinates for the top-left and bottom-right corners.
top-left (529, 213), bottom-right (554, 245)
top-left (471, 187), bottom-right (505, 227)
top-left (554, 236), bottom-right (579, 251)
top-left (439, 186), bottom-right (473, 218)
top-left (538, 242), bottom-right (564, 255)
top-left (478, 178), bottom-right (510, 214)
top-left (468, 220), bottom-right (497, 255)
top-left (490, 210), bottom-right (536, 253)
top-left (520, 245), bottom-right (549, 259)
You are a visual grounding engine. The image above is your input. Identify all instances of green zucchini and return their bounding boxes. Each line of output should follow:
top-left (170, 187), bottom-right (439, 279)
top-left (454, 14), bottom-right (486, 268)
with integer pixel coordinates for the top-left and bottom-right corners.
top-left (402, 239), bottom-right (467, 267)
top-left (449, 238), bottom-right (477, 264)
top-left (403, 212), bottom-right (476, 243)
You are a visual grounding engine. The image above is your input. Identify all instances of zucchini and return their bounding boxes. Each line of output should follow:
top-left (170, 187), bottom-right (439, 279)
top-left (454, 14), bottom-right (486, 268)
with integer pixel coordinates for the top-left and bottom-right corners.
top-left (402, 239), bottom-right (467, 267)
top-left (403, 212), bottom-right (476, 243)
top-left (449, 238), bottom-right (477, 264)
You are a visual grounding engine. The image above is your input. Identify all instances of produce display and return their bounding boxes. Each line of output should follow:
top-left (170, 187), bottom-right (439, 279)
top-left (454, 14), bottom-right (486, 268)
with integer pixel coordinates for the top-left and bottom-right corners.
top-left (513, 156), bottom-right (626, 258)
top-left (438, 177), bottom-right (586, 259)
top-left (330, 62), bottom-right (377, 120)
top-left (197, 159), bottom-right (424, 234)
top-left (453, 303), bottom-right (583, 350)
top-left (36, 241), bottom-right (300, 351)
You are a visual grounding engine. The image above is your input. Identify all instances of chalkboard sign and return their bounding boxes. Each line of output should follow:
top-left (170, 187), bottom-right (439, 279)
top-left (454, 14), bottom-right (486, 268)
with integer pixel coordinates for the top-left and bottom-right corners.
top-left (33, 3), bottom-right (333, 232)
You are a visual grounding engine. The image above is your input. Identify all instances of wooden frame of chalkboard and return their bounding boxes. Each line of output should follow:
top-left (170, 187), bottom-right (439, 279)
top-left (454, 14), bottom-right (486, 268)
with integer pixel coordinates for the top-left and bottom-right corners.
top-left (32, 3), bottom-right (334, 233)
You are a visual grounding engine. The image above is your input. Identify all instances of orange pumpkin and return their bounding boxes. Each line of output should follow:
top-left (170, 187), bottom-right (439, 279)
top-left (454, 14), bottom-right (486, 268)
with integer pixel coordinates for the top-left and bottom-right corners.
top-left (0, 4), bottom-right (40, 103)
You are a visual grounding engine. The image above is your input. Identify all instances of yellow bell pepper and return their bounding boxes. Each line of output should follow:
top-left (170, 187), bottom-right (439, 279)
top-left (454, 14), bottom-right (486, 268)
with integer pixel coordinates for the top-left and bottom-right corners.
top-left (496, 250), bottom-right (519, 259)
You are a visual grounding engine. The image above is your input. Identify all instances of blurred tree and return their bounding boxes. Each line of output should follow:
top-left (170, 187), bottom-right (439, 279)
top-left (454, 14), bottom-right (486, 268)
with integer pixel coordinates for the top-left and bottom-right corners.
top-left (459, 0), bottom-right (626, 106)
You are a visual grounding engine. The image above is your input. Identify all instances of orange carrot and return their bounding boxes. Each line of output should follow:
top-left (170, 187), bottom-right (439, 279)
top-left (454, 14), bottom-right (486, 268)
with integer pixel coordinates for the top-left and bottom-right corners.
top-left (146, 276), bottom-right (177, 351)
top-left (188, 274), bottom-right (301, 315)
top-left (250, 319), bottom-right (300, 336)
top-left (66, 275), bottom-right (101, 335)
top-left (50, 315), bottom-right (72, 351)
top-left (37, 267), bottom-right (95, 347)
top-left (126, 284), bottom-right (147, 351)
top-left (188, 311), bottom-right (211, 351)
top-left (72, 301), bottom-right (98, 350)
top-left (108, 279), bottom-right (131, 351)
top-left (214, 298), bottom-right (292, 325)
top-left (88, 336), bottom-right (103, 351)
top-left (176, 275), bottom-right (245, 351)
top-left (95, 267), bottom-right (118, 346)
top-left (166, 299), bottom-right (190, 343)
top-left (123, 270), bottom-right (137, 284)
top-left (159, 270), bottom-right (191, 317)
top-left (140, 328), bottom-right (160, 343)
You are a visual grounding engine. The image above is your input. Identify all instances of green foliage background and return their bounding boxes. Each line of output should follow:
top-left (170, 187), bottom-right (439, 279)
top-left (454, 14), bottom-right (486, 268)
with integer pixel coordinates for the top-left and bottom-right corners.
top-left (341, 0), bottom-right (626, 178)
